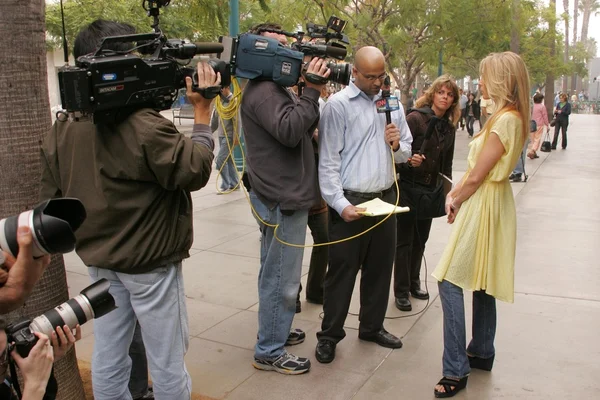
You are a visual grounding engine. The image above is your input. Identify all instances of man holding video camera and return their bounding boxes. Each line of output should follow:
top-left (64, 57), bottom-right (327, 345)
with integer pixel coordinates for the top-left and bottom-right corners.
top-left (242, 23), bottom-right (330, 375)
top-left (39, 20), bottom-right (218, 400)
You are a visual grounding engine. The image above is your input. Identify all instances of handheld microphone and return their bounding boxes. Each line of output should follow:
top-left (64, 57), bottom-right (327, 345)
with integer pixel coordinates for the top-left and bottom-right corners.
top-left (419, 116), bottom-right (440, 154)
top-left (376, 93), bottom-right (400, 125)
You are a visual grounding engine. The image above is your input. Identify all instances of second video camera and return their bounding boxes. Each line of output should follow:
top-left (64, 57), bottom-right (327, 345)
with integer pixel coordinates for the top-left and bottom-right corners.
top-left (213, 16), bottom-right (352, 88)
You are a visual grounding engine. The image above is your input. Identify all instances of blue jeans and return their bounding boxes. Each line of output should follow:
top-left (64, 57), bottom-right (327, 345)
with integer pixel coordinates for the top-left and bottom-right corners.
top-left (215, 136), bottom-right (239, 190)
top-left (250, 191), bottom-right (308, 360)
top-left (438, 280), bottom-right (496, 379)
top-left (89, 264), bottom-right (191, 400)
top-left (513, 139), bottom-right (529, 175)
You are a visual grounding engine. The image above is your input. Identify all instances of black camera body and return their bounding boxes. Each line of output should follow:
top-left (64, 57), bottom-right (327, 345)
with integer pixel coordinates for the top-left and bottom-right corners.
top-left (58, 31), bottom-right (223, 123)
top-left (6, 320), bottom-right (37, 358)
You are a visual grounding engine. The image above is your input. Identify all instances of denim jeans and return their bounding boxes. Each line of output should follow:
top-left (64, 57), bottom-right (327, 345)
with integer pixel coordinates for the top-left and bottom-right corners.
top-left (438, 280), bottom-right (496, 379)
top-left (466, 115), bottom-right (476, 136)
top-left (513, 139), bottom-right (529, 175)
top-left (89, 263), bottom-right (191, 400)
top-left (250, 191), bottom-right (308, 360)
top-left (215, 136), bottom-right (239, 190)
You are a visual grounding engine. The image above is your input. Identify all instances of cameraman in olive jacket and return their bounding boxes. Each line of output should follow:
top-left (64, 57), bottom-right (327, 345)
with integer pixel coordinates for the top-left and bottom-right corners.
top-left (39, 20), bottom-right (218, 400)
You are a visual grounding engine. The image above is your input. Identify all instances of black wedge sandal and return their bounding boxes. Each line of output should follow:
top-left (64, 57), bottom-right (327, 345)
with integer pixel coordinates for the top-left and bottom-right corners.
top-left (468, 354), bottom-right (495, 371)
top-left (434, 376), bottom-right (468, 398)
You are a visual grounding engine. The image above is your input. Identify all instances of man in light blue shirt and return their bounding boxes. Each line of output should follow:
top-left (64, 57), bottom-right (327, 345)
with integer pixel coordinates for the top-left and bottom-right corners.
top-left (315, 46), bottom-right (412, 364)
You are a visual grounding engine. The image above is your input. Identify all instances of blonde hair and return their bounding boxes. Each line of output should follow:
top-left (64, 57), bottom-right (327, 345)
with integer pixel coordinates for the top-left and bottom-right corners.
top-left (414, 75), bottom-right (461, 124)
top-left (479, 52), bottom-right (530, 141)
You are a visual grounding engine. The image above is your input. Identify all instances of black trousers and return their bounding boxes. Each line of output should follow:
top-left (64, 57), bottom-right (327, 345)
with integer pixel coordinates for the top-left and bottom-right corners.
top-left (306, 210), bottom-right (329, 300)
top-left (393, 213), bottom-right (433, 298)
top-left (552, 119), bottom-right (568, 149)
top-left (128, 321), bottom-right (149, 399)
top-left (317, 190), bottom-right (397, 343)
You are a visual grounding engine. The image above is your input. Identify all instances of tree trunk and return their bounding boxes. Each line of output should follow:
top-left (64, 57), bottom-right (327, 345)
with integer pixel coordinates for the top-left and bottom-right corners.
top-left (0, 1), bottom-right (85, 399)
top-left (571, 0), bottom-right (579, 91)
top-left (563, 0), bottom-right (570, 92)
top-left (510, 0), bottom-right (521, 53)
top-left (545, 0), bottom-right (557, 118)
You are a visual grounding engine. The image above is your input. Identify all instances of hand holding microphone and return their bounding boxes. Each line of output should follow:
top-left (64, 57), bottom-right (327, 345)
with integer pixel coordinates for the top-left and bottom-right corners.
top-left (377, 91), bottom-right (401, 150)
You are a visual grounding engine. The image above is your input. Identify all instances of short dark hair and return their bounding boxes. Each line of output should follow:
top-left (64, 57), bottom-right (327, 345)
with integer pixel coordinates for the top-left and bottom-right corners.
top-left (73, 19), bottom-right (136, 59)
top-left (533, 93), bottom-right (544, 103)
top-left (248, 22), bottom-right (283, 35)
top-left (0, 317), bottom-right (6, 331)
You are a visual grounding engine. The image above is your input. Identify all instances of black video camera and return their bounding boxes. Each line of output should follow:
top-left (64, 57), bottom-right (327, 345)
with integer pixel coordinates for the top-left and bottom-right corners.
top-left (211, 16), bottom-right (352, 88)
top-left (57, 0), bottom-right (223, 123)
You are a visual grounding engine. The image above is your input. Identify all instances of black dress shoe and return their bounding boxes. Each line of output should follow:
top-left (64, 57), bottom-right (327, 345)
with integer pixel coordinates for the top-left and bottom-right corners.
top-left (411, 288), bottom-right (430, 300)
top-left (395, 297), bottom-right (412, 311)
top-left (315, 339), bottom-right (336, 363)
top-left (359, 328), bottom-right (403, 349)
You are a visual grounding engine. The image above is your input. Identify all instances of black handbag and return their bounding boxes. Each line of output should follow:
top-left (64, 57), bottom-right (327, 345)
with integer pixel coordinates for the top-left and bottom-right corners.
top-left (540, 130), bottom-right (552, 152)
top-left (399, 177), bottom-right (446, 219)
top-left (549, 117), bottom-right (556, 127)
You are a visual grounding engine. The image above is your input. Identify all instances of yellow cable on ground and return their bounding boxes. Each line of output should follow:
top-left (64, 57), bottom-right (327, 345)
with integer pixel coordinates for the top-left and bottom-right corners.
top-left (214, 80), bottom-right (404, 248)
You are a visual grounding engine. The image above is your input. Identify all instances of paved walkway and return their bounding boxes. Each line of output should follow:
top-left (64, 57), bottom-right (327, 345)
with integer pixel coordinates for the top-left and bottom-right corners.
top-left (66, 114), bottom-right (600, 399)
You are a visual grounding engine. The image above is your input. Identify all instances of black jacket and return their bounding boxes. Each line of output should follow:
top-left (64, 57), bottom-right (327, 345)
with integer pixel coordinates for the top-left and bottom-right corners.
top-left (241, 81), bottom-right (321, 211)
top-left (465, 100), bottom-right (480, 119)
top-left (397, 107), bottom-right (456, 187)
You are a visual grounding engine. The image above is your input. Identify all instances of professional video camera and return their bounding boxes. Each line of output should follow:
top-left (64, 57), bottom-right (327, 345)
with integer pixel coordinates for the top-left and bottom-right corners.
top-left (209, 15), bottom-right (352, 89)
top-left (57, 0), bottom-right (224, 123)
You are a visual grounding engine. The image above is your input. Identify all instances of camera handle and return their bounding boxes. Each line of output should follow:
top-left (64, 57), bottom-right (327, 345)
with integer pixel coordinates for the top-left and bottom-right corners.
top-left (8, 358), bottom-right (58, 400)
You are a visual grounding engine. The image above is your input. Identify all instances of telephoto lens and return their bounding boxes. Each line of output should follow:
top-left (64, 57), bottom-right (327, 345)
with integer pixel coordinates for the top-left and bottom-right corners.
top-left (0, 198), bottom-right (86, 258)
top-left (6, 279), bottom-right (116, 358)
top-left (29, 278), bottom-right (116, 336)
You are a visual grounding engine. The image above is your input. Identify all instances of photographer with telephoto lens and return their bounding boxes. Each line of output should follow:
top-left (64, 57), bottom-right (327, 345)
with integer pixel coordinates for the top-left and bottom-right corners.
top-left (40, 19), bottom-right (219, 400)
top-left (0, 224), bottom-right (84, 400)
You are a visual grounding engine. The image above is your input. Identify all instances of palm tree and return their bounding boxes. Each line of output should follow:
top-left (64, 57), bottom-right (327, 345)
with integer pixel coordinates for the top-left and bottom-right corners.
top-left (571, 0), bottom-right (579, 91)
top-left (580, 0), bottom-right (600, 43)
top-left (0, 0), bottom-right (85, 398)
top-left (545, 0), bottom-right (557, 118)
top-left (562, 0), bottom-right (569, 92)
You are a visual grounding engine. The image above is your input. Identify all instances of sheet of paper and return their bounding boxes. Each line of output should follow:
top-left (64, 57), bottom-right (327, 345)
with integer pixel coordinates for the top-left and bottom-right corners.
top-left (355, 198), bottom-right (410, 217)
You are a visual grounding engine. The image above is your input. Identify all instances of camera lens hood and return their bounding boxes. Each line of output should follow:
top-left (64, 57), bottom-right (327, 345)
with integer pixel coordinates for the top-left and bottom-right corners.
top-left (33, 198), bottom-right (87, 254)
top-left (81, 278), bottom-right (117, 319)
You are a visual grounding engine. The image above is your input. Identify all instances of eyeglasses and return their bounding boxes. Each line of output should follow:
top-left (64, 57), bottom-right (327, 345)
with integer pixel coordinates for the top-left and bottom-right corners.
top-left (355, 68), bottom-right (388, 83)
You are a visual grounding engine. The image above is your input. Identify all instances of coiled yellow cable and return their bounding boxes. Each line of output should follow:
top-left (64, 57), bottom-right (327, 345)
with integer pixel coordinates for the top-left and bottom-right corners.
top-left (213, 79), bottom-right (404, 248)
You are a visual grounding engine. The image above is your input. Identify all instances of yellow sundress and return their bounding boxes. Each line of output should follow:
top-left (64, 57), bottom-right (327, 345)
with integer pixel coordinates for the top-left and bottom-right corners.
top-left (432, 111), bottom-right (524, 303)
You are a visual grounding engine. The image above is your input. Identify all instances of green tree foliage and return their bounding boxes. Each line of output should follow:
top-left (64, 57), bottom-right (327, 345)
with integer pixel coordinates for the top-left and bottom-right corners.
top-left (45, 0), bottom-right (229, 53)
top-left (45, 0), bottom-right (589, 100)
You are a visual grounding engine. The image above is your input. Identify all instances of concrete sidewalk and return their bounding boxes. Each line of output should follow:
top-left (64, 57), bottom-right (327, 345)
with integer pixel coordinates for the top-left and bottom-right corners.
top-left (66, 114), bottom-right (600, 399)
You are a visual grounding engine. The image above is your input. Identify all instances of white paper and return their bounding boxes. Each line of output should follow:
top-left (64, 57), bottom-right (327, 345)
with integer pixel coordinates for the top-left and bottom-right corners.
top-left (356, 198), bottom-right (410, 217)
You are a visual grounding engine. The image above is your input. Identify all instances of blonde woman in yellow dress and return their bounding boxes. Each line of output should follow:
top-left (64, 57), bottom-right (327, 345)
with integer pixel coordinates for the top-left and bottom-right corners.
top-left (432, 52), bottom-right (530, 398)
